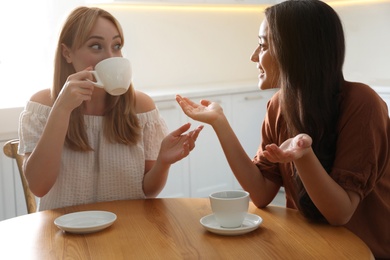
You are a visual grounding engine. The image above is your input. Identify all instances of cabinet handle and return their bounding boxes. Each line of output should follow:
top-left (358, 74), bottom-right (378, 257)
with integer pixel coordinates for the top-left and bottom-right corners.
top-left (158, 104), bottom-right (176, 111)
top-left (244, 95), bottom-right (263, 101)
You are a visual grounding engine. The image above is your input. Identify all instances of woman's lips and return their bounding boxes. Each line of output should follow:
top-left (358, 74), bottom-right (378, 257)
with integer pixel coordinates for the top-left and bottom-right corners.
top-left (259, 68), bottom-right (265, 78)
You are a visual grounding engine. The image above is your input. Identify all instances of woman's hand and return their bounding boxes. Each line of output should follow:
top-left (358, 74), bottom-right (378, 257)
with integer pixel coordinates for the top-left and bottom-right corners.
top-left (54, 68), bottom-right (95, 112)
top-left (158, 123), bottom-right (204, 165)
top-left (263, 133), bottom-right (313, 163)
top-left (176, 95), bottom-right (224, 125)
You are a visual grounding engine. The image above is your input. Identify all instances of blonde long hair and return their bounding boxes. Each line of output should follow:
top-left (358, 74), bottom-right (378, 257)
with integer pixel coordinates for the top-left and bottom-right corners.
top-left (52, 6), bottom-right (140, 151)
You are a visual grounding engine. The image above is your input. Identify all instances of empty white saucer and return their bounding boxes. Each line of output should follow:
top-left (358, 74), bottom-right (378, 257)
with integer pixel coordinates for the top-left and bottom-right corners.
top-left (200, 213), bottom-right (262, 236)
top-left (54, 210), bottom-right (117, 234)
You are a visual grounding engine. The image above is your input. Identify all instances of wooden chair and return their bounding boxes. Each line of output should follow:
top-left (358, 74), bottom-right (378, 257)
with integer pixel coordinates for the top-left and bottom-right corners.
top-left (3, 139), bottom-right (37, 214)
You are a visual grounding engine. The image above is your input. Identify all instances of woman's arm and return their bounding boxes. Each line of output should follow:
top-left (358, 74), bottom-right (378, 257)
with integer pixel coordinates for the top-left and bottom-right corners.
top-left (142, 123), bottom-right (203, 197)
top-left (176, 95), bottom-right (280, 207)
top-left (295, 149), bottom-right (360, 225)
top-left (135, 91), bottom-right (204, 197)
top-left (23, 70), bottom-right (95, 197)
top-left (263, 134), bottom-right (360, 225)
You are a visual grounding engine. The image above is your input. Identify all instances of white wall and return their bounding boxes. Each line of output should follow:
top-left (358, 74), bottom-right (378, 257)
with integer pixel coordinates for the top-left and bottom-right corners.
top-left (99, 1), bottom-right (390, 90)
top-left (0, 0), bottom-right (389, 220)
top-left (1, 1), bottom-right (389, 136)
top-left (100, 4), bottom-right (263, 90)
top-left (336, 2), bottom-right (390, 86)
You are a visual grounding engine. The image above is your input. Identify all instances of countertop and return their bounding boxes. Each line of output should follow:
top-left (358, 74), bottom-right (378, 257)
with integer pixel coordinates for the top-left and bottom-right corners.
top-left (141, 80), bottom-right (266, 101)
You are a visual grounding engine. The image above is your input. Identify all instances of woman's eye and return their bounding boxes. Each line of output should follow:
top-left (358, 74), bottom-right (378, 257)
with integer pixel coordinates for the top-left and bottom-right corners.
top-left (114, 44), bottom-right (122, 50)
top-left (259, 42), bottom-right (267, 50)
top-left (90, 44), bottom-right (102, 50)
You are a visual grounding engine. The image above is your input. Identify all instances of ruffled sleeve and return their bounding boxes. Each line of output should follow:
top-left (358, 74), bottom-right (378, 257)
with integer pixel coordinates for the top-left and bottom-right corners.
top-left (137, 108), bottom-right (169, 160)
top-left (18, 101), bottom-right (51, 155)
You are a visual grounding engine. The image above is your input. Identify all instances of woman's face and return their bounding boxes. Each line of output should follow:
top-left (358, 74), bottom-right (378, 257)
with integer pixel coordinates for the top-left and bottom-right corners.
top-left (251, 19), bottom-right (279, 90)
top-left (62, 17), bottom-right (123, 72)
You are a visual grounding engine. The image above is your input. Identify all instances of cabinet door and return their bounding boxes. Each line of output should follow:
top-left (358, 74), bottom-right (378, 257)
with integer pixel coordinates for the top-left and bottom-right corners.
top-left (187, 95), bottom-right (234, 197)
top-left (231, 90), bottom-right (276, 189)
top-left (156, 101), bottom-right (190, 198)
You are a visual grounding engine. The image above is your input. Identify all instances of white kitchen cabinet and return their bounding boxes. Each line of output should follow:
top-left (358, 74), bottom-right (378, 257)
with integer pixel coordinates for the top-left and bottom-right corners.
top-left (156, 88), bottom-right (276, 198)
top-left (230, 89), bottom-right (276, 188)
top-left (156, 94), bottom-right (234, 198)
top-left (187, 94), bottom-right (233, 197)
top-left (155, 100), bottom-right (191, 198)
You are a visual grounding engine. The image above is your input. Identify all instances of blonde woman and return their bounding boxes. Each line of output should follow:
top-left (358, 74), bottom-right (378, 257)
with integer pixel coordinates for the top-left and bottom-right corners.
top-left (18, 6), bottom-right (203, 211)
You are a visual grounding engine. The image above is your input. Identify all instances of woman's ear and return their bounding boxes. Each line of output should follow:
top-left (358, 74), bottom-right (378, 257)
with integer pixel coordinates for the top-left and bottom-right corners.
top-left (61, 43), bottom-right (72, 63)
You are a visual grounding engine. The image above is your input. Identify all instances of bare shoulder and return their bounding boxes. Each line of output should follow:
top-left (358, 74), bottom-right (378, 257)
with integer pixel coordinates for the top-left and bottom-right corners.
top-left (30, 89), bottom-right (53, 107)
top-left (134, 90), bottom-right (156, 113)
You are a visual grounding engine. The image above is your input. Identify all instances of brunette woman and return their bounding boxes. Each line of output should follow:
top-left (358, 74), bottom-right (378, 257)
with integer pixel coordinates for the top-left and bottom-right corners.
top-left (176, 0), bottom-right (389, 258)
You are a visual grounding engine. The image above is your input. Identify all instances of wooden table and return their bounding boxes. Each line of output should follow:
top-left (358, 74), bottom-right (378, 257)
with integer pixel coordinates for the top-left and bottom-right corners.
top-left (0, 198), bottom-right (373, 259)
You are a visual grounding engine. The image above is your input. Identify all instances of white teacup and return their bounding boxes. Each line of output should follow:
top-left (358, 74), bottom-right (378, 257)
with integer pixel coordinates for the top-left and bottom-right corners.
top-left (89, 57), bottom-right (132, 96)
top-left (209, 190), bottom-right (249, 228)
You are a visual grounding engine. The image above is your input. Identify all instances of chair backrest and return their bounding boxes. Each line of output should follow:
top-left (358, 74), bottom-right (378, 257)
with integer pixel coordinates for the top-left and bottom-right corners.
top-left (3, 139), bottom-right (37, 214)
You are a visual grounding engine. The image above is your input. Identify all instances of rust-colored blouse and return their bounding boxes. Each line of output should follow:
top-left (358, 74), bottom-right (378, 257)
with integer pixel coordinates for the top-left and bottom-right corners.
top-left (253, 82), bottom-right (390, 258)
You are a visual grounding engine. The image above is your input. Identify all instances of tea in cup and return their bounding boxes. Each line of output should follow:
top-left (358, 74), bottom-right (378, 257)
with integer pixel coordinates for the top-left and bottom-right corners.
top-left (89, 57), bottom-right (132, 96)
top-left (209, 190), bottom-right (249, 228)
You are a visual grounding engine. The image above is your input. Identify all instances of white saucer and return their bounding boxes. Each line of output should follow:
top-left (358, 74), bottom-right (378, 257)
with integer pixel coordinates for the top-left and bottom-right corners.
top-left (200, 213), bottom-right (262, 236)
top-left (54, 210), bottom-right (117, 234)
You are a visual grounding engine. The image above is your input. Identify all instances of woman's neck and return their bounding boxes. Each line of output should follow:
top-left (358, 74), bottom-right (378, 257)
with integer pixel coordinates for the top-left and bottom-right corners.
top-left (83, 90), bottom-right (107, 116)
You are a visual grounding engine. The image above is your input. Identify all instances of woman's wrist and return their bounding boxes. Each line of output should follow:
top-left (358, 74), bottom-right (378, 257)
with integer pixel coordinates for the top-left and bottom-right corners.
top-left (211, 114), bottom-right (229, 132)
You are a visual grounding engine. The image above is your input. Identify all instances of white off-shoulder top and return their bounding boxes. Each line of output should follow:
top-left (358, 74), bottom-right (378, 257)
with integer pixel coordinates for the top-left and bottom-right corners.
top-left (18, 101), bottom-right (168, 211)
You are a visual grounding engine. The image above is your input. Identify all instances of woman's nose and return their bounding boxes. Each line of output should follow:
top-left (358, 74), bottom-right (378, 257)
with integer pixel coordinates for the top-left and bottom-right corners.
top-left (105, 54), bottom-right (116, 59)
top-left (104, 50), bottom-right (121, 59)
top-left (250, 47), bottom-right (260, 62)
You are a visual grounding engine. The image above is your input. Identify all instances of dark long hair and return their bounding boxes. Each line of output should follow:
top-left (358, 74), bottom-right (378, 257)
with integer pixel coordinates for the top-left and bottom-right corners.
top-left (265, 0), bottom-right (345, 221)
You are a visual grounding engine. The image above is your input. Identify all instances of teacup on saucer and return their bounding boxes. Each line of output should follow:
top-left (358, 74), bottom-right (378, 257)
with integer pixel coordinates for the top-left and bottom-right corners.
top-left (200, 213), bottom-right (262, 236)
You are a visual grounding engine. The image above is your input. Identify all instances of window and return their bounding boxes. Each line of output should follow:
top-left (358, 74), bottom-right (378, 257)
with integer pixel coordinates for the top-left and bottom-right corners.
top-left (0, 1), bottom-right (84, 109)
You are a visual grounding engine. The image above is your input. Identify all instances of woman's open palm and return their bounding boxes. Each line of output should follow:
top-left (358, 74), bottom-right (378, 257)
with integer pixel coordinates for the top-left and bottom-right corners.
top-left (159, 123), bottom-right (203, 164)
top-left (263, 134), bottom-right (313, 163)
top-left (176, 95), bottom-right (223, 125)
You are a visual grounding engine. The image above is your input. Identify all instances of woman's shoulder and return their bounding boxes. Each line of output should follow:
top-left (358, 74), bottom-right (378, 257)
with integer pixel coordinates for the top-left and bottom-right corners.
top-left (134, 90), bottom-right (156, 113)
top-left (341, 81), bottom-right (387, 116)
top-left (30, 89), bottom-right (53, 107)
top-left (343, 81), bottom-right (381, 94)
top-left (342, 81), bottom-right (381, 103)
